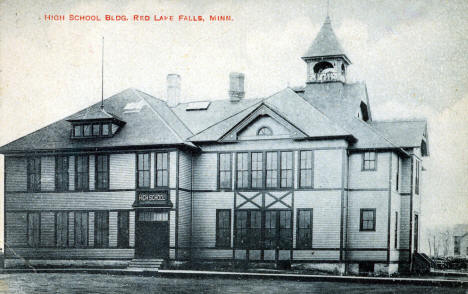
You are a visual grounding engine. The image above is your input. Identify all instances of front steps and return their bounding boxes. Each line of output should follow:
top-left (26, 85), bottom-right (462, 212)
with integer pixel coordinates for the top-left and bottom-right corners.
top-left (127, 259), bottom-right (165, 271)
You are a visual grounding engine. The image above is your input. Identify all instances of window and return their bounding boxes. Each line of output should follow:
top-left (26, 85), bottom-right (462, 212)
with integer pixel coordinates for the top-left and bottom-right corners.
top-left (415, 160), bottom-right (420, 195)
top-left (117, 211), bottom-right (129, 248)
top-left (137, 153), bottom-right (150, 188)
top-left (155, 153), bottom-right (169, 187)
top-left (219, 153), bottom-right (232, 189)
top-left (56, 212), bottom-right (68, 248)
top-left (363, 152), bottom-right (377, 171)
top-left (251, 152), bottom-right (263, 188)
top-left (92, 124), bottom-right (100, 136)
top-left (74, 125), bottom-right (83, 137)
top-left (299, 151), bottom-right (313, 188)
top-left (235, 210), bottom-right (292, 250)
top-left (27, 157), bottom-right (41, 192)
top-left (94, 211), bottom-right (109, 248)
top-left (27, 212), bottom-right (40, 247)
top-left (454, 236), bottom-right (461, 255)
top-left (360, 209), bottom-right (376, 231)
top-left (395, 158), bottom-right (400, 191)
top-left (280, 152), bottom-right (293, 188)
top-left (75, 155), bottom-right (89, 191)
top-left (266, 152), bottom-right (278, 188)
top-left (138, 211), bottom-right (168, 221)
top-left (257, 127), bottom-right (272, 136)
top-left (55, 156), bottom-right (69, 191)
top-left (394, 212), bottom-right (398, 248)
top-left (74, 211), bottom-right (88, 248)
top-left (297, 209), bottom-right (313, 249)
top-left (95, 154), bottom-right (109, 190)
top-left (83, 124), bottom-right (91, 137)
top-left (216, 210), bottom-right (231, 248)
top-left (235, 210), bottom-right (248, 248)
top-left (236, 153), bottom-right (249, 189)
top-left (102, 123), bottom-right (110, 136)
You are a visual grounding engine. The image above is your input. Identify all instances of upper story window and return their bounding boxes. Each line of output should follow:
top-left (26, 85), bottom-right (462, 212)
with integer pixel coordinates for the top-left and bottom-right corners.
top-left (360, 208), bottom-right (376, 231)
top-left (68, 108), bottom-right (126, 139)
top-left (299, 151), bottom-right (313, 188)
top-left (155, 152), bottom-right (169, 187)
top-left (235, 151), bottom-right (295, 190)
top-left (75, 155), bottom-right (89, 191)
top-left (55, 156), bottom-right (69, 192)
top-left (257, 127), bottom-right (272, 136)
top-left (72, 122), bottom-right (112, 138)
top-left (219, 153), bottom-right (232, 190)
top-left (137, 153), bottom-right (151, 188)
top-left (362, 152), bottom-right (377, 171)
top-left (27, 157), bottom-right (41, 192)
top-left (95, 154), bottom-right (109, 190)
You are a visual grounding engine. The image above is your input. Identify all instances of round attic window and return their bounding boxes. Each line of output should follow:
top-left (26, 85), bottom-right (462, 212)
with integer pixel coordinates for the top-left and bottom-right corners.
top-left (257, 127), bottom-right (273, 136)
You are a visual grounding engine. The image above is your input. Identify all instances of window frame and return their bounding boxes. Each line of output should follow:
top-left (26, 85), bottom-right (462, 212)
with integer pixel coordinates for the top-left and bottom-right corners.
top-left (215, 209), bottom-right (231, 248)
top-left (117, 211), bottom-right (130, 248)
top-left (55, 155), bottom-right (69, 192)
top-left (94, 211), bottom-right (109, 248)
top-left (362, 152), bottom-right (377, 171)
top-left (75, 155), bottom-right (89, 191)
top-left (155, 152), bottom-right (169, 187)
top-left (236, 152), bottom-right (249, 189)
top-left (95, 154), bottom-right (109, 191)
top-left (250, 152), bottom-right (264, 189)
top-left (27, 212), bottom-right (41, 248)
top-left (27, 157), bottom-right (41, 192)
top-left (299, 150), bottom-right (314, 188)
top-left (257, 126), bottom-right (273, 136)
top-left (265, 151), bottom-right (278, 188)
top-left (55, 211), bottom-right (69, 248)
top-left (74, 211), bottom-right (89, 248)
top-left (136, 152), bottom-right (151, 189)
top-left (218, 153), bottom-right (232, 190)
top-left (280, 151), bottom-right (293, 188)
top-left (360, 208), bottom-right (376, 231)
top-left (415, 160), bottom-right (420, 195)
top-left (296, 209), bottom-right (313, 249)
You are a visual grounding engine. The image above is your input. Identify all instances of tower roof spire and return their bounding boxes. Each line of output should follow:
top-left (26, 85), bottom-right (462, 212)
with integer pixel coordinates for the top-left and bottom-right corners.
top-left (302, 16), bottom-right (351, 64)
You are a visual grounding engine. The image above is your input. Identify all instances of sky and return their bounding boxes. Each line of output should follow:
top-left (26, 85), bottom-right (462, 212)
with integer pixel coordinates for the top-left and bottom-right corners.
top-left (0, 0), bottom-right (467, 251)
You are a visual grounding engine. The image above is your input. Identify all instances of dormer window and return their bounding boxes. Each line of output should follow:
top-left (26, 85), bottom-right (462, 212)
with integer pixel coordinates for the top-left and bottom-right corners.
top-left (67, 108), bottom-right (125, 139)
top-left (257, 127), bottom-right (273, 136)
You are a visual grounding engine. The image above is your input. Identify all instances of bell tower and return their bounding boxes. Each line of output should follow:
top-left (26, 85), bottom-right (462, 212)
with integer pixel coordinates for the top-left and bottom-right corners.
top-left (302, 16), bottom-right (351, 83)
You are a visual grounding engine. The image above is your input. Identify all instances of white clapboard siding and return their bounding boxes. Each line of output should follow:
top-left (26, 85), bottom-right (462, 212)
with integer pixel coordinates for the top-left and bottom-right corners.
top-left (41, 156), bottom-right (55, 191)
top-left (295, 190), bottom-right (342, 248)
top-left (348, 152), bottom-right (389, 190)
top-left (178, 190), bottom-right (191, 248)
top-left (399, 196), bottom-right (410, 249)
top-left (69, 156), bottom-right (75, 191)
top-left (400, 157), bottom-right (412, 194)
top-left (129, 211), bottom-right (135, 247)
top-left (293, 250), bottom-right (340, 260)
top-left (5, 191), bottom-right (134, 211)
top-left (178, 151), bottom-right (192, 190)
top-left (170, 210), bottom-right (176, 248)
top-left (193, 153), bottom-right (217, 191)
top-left (347, 191), bottom-right (388, 248)
top-left (314, 149), bottom-right (342, 189)
top-left (88, 212), bottom-right (95, 247)
top-left (193, 249), bottom-right (233, 259)
top-left (109, 153), bottom-right (135, 190)
top-left (109, 211), bottom-right (118, 247)
top-left (5, 157), bottom-right (27, 192)
top-left (192, 192), bottom-right (233, 247)
top-left (40, 212), bottom-right (55, 247)
top-left (169, 151), bottom-right (177, 189)
top-left (89, 155), bottom-right (95, 191)
top-left (347, 250), bottom-right (387, 260)
top-left (5, 212), bottom-right (28, 246)
top-left (5, 248), bottom-right (134, 259)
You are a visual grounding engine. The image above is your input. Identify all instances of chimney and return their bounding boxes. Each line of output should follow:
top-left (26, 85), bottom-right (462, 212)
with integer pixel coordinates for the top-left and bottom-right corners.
top-left (167, 74), bottom-right (181, 107)
top-left (229, 72), bottom-right (245, 102)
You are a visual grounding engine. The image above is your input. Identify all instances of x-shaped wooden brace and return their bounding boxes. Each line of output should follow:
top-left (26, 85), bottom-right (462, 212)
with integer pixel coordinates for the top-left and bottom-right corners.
top-left (265, 191), bottom-right (292, 209)
top-left (236, 192), bottom-right (262, 209)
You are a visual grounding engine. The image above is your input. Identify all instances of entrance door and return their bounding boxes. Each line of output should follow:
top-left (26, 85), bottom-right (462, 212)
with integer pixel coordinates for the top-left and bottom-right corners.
top-left (413, 214), bottom-right (419, 253)
top-left (135, 211), bottom-right (169, 259)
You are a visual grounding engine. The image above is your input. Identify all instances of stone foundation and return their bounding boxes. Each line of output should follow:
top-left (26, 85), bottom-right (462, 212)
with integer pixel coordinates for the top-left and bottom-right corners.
top-left (4, 259), bottom-right (130, 269)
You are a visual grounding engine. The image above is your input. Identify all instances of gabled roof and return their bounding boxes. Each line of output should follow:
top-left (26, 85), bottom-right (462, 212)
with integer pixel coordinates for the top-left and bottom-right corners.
top-left (370, 120), bottom-right (429, 155)
top-left (0, 88), bottom-right (195, 153)
top-left (189, 88), bottom-right (354, 142)
top-left (302, 16), bottom-right (350, 63)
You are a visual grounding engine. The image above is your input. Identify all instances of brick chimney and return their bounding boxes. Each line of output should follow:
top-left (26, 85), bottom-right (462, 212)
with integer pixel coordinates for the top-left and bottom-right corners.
top-left (167, 74), bottom-right (181, 107)
top-left (229, 72), bottom-right (245, 102)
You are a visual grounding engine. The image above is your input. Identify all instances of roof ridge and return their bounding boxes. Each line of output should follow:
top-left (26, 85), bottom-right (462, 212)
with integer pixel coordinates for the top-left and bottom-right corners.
top-left (132, 88), bottom-right (186, 143)
top-left (353, 118), bottom-right (401, 149)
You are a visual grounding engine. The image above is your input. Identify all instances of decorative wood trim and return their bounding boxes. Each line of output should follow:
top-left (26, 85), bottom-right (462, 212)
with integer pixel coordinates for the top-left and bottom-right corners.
top-left (359, 208), bottom-right (376, 232)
